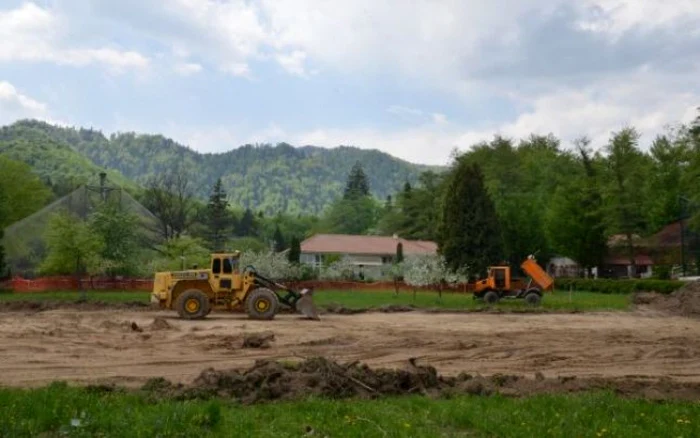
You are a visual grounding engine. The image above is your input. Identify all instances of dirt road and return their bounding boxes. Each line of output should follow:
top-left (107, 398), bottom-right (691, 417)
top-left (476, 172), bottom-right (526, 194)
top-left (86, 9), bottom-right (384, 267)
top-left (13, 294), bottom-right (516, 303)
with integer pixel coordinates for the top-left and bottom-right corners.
top-left (1, 308), bottom-right (699, 388)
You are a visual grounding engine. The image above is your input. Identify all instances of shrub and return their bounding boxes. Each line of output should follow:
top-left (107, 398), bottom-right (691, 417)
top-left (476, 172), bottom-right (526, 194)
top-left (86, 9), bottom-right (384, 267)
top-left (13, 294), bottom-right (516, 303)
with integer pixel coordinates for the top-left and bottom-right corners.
top-left (554, 278), bottom-right (684, 295)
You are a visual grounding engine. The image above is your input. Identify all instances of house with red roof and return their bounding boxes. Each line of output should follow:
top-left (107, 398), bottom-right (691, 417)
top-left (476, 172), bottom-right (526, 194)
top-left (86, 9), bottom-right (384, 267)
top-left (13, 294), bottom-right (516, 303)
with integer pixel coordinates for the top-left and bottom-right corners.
top-left (300, 234), bottom-right (437, 280)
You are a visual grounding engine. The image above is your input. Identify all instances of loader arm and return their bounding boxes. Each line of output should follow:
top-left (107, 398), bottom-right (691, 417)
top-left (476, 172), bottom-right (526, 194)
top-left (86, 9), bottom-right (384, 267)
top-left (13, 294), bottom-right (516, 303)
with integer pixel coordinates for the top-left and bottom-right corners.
top-left (244, 266), bottom-right (319, 319)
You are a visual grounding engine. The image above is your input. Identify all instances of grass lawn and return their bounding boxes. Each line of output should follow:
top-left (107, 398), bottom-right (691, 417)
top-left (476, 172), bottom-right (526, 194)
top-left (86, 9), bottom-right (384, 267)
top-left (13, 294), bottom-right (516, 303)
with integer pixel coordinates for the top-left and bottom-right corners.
top-left (0, 384), bottom-right (696, 437)
top-left (0, 289), bottom-right (630, 311)
top-left (314, 289), bottom-right (630, 312)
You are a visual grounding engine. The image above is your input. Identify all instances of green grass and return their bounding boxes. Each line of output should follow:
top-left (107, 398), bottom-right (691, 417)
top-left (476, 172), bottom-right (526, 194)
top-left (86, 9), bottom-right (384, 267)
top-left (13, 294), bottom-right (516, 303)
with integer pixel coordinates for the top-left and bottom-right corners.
top-left (0, 289), bottom-right (630, 311)
top-left (0, 383), bottom-right (697, 437)
top-left (314, 289), bottom-right (630, 312)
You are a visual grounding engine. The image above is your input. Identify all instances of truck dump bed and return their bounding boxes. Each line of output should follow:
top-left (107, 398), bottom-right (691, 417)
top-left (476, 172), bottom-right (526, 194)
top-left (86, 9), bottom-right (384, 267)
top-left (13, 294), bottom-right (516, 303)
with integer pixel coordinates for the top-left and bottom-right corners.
top-left (520, 257), bottom-right (554, 291)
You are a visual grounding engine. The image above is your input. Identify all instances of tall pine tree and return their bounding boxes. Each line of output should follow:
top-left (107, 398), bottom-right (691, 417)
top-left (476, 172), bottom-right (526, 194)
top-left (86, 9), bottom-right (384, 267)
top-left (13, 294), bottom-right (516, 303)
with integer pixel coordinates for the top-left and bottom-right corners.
top-left (273, 225), bottom-right (286, 252)
top-left (288, 236), bottom-right (301, 263)
top-left (438, 160), bottom-right (502, 276)
top-left (205, 178), bottom-right (233, 251)
top-left (343, 161), bottom-right (370, 199)
top-left (236, 208), bottom-right (256, 237)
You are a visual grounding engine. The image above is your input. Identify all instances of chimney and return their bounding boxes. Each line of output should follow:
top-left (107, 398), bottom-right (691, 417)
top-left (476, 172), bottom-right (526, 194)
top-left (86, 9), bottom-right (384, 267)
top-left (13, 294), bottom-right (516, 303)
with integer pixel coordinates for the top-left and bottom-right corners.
top-left (392, 234), bottom-right (399, 239)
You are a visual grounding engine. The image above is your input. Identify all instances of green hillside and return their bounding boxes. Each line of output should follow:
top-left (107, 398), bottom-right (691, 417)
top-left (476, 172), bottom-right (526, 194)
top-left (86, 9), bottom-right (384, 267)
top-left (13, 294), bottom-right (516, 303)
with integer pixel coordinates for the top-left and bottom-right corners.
top-left (0, 123), bottom-right (135, 194)
top-left (9, 120), bottom-right (437, 215)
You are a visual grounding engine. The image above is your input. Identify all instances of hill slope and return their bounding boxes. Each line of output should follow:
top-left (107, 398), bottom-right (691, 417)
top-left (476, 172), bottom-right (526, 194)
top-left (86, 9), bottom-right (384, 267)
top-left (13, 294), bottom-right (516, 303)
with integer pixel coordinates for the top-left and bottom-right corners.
top-left (0, 122), bottom-right (134, 194)
top-left (10, 120), bottom-right (437, 214)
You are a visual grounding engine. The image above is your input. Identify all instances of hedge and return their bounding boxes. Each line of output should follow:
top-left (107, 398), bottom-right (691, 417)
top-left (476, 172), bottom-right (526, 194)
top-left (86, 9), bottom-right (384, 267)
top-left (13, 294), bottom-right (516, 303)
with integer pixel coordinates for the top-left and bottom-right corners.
top-left (554, 278), bottom-right (685, 295)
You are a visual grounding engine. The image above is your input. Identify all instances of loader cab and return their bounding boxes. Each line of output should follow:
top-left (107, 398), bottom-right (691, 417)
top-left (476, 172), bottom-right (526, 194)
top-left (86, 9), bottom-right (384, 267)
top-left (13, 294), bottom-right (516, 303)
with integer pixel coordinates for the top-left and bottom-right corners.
top-left (210, 252), bottom-right (241, 292)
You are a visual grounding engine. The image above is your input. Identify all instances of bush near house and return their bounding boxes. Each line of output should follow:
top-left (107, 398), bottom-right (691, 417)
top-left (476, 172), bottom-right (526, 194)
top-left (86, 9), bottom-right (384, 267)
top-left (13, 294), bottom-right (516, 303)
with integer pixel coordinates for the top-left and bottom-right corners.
top-left (555, 278), bottom-right (684, 295)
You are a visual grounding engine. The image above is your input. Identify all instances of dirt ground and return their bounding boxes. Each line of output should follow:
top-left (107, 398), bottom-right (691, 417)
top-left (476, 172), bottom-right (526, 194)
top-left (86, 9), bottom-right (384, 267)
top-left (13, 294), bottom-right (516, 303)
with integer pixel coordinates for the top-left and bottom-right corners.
top-left (1, 306), bottom-right (699, 390)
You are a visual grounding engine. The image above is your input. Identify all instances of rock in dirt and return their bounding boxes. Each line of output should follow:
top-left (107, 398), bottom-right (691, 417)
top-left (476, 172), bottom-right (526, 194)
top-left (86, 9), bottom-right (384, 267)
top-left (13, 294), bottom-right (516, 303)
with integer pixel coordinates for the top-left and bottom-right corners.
top-left (242, 331), bottom-right (275, 349)
top-left (139, 357), bottom-right (700, 403)
top-left (634, 281), bottom-right (700, 317)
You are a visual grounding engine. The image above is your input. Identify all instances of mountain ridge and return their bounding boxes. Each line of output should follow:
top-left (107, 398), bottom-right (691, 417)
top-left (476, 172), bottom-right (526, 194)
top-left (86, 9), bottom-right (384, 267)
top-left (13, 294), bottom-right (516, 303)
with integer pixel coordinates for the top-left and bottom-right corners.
top-left (1, 119), bottom-right (442, 215)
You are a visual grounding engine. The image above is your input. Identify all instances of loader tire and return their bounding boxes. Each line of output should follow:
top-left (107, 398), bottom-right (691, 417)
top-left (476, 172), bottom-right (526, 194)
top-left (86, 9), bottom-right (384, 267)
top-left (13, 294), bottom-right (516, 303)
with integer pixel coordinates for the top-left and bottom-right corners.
top-left (175, 289), bottom-right (210, 320)
top-left (484, 291), bottom-right (500, 305)
top-left (246, 288), bottom-right (279, 320)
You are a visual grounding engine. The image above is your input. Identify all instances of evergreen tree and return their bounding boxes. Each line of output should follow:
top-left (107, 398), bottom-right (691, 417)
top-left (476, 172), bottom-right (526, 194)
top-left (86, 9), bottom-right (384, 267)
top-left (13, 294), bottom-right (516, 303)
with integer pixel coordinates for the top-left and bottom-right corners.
top-left (396, 242), bottom-right (404, 263)
top-left (343, 161), bottom-right (370, 199)
top-left (273, 225), bottom-right (286, 252)
top-left (288, 236), bottom-right (301, 264)
top-left (237, 208), bottom-right (256, 236)
top-left (205, 178), bottom-right (232, 250)
top-left (438, 160), bottom-right (502, 276)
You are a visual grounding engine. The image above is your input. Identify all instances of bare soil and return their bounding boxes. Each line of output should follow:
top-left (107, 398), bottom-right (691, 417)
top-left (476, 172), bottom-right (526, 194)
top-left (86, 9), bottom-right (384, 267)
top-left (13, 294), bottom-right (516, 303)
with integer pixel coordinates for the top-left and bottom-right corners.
top-left (634, 280), bottom-right (700, 318)
top-left (0, 307), bottom-right (699, 401)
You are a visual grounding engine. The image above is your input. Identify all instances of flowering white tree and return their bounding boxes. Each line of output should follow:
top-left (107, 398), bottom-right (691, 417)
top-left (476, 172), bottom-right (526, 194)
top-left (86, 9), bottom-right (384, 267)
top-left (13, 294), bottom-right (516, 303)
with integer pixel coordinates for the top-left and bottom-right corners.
top-left (319, 256), bottom-right (355, 281)
top-left (240, 251), bottom-right (299, 281)
top-left (403, 254), bottom-right (469, 301)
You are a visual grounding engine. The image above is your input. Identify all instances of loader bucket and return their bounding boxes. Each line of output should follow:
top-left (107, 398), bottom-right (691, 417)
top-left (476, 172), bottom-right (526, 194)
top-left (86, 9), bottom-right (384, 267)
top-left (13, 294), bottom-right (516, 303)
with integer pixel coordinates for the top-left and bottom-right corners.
top-left (297, 288), bottom-right (320, 320)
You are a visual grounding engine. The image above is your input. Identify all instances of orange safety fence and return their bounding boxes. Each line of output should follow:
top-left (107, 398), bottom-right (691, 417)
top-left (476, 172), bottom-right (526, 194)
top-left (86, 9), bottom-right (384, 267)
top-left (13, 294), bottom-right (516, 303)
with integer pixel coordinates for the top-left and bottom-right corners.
top-left (5, 277), bottom-right (474, 293)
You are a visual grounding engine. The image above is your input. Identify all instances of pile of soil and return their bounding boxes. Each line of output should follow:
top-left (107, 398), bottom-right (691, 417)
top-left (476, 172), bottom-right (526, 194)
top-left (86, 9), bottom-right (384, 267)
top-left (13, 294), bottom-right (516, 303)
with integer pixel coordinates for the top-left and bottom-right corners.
top-left (242, 331), bottom-right (275, 349)
top-left (148, 317), bottom-right (177, 331)
top-left (99, 320), bottom-right (143, 332)
top-left (634, 281), bottom-right (700, 317)
top-left (140, 357), bottom-right (700, 403)
top-left (322, 304), bottom-right (367, 315)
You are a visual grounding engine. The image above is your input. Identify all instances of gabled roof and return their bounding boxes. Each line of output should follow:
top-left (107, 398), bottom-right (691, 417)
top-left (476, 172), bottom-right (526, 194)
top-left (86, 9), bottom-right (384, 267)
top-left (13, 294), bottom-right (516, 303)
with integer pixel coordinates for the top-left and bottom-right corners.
top-left (301, 234), bottom-right (437, 256)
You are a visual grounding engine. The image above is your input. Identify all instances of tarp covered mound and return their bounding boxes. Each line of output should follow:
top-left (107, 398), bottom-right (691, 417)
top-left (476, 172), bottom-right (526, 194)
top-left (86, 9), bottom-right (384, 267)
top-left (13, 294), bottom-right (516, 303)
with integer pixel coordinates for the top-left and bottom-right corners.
top-left (2, 181), bottom-right (159, 277)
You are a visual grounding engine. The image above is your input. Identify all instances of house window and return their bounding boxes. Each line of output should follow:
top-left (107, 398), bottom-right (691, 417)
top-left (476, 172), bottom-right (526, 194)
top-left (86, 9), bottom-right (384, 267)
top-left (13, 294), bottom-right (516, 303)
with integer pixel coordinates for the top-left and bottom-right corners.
top-left (381, 256), bottom-right (393, 264)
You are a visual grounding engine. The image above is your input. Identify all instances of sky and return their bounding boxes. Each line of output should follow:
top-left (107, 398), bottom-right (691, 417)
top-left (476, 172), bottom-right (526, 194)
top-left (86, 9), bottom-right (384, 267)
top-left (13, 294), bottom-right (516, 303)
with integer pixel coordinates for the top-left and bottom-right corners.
top-left (0, 0), bottom-right (699, 165)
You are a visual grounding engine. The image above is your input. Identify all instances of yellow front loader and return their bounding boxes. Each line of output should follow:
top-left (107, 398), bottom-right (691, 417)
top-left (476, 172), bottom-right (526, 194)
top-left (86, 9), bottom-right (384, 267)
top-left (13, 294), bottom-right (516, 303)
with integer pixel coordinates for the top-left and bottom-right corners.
top-left (151, 252), bottom-right (319, 320)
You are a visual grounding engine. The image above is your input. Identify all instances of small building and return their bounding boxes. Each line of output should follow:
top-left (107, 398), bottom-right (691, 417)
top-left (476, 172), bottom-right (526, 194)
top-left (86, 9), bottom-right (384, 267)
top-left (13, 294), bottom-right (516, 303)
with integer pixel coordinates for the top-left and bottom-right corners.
top-left (546, 256), bottom-right (582, 278)
top-left (300, 234), bottom-right (437, 280)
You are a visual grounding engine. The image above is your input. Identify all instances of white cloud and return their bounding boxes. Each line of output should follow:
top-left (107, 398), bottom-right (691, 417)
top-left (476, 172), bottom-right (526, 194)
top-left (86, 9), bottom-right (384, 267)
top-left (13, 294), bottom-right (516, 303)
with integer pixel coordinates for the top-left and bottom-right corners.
top-left (386, 106), bottom-right (423, 117)
top-left (221, 62), bottom-right (252, 78)
top-left (174, 62), bottom-right (203, 76)
top-left (0, 2), bottom-right (149, 72)
top-left (0, 81), bottom-right (48, 124)
top-left (275, 50), bottom-right (308, 77)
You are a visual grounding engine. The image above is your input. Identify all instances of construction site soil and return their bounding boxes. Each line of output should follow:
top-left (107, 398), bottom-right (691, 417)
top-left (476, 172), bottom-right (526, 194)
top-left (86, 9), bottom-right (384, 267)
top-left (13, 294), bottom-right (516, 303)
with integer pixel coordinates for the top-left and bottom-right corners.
top-left (2, 287), bottom-right (700, 402)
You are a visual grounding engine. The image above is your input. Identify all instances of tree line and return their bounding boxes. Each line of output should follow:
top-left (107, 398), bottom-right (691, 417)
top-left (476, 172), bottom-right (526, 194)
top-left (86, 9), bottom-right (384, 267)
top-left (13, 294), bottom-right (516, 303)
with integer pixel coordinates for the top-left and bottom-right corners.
top-left (2, 111), bottom-right (700, 280)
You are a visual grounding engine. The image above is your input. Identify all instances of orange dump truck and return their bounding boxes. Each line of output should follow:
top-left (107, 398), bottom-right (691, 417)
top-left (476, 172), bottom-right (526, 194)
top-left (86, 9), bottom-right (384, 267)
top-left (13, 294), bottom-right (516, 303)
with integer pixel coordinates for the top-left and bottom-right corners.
top-left (473, 255), bottom-right (554, 306)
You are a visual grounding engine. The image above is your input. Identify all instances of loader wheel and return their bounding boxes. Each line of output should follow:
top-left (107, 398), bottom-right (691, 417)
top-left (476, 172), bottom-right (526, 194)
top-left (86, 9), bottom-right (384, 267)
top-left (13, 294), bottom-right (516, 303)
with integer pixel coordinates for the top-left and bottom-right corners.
top-left (484, 291), bottom-right (500, 305)
top-left (175, 289), bottom-right (210, 320)
top-left (246, 288), bottom-right (279, 320)
top-left (524, 291), bottom-right (542, 306)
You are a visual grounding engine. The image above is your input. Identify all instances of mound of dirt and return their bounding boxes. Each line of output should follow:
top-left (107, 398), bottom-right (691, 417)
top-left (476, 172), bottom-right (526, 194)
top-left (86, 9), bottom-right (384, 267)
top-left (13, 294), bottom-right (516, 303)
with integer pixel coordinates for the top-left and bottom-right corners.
top-left (140, 357), bottom-right (700, 403)
top-left (377, 304), bottom-right (416, 313)
top-left (322, 304), bottom-right (367, 315)
top-left (148, 317), bottom-right (177, 331)
top-left (242, 331), bottom-right (275, 349)
top-left (634, 281), bottom-right (700, 317)
top-left (99, 320), bottom-right (143, 332)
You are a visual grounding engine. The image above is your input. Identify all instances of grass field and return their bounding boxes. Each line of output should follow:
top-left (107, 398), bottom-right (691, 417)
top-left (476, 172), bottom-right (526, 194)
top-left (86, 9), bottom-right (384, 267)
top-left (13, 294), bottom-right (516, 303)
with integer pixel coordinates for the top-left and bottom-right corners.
top-left (0, 383), bottom-right (696, 437)
top-left (0, 289), bottom-right (631, 311)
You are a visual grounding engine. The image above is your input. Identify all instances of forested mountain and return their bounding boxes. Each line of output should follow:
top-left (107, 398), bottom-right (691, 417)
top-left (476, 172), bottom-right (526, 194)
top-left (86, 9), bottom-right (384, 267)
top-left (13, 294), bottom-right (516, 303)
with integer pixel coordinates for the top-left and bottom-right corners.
top-left (7, 120), bottom-right (436, 214)
top-left (0, 123), bottom-right (135, 196)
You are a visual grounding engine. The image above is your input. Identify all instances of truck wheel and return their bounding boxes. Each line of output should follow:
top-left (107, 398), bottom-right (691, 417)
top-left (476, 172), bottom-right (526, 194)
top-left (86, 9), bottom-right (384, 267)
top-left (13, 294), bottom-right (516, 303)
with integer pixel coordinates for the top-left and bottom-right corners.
top-left (484, 291), bottom-right (500, 305)
top-left (524, 291), bottom-right (542, 306)
top-left (175, 289), bottom-right (210, 320)
top-left (246, 288), bottom-right (279, 320)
